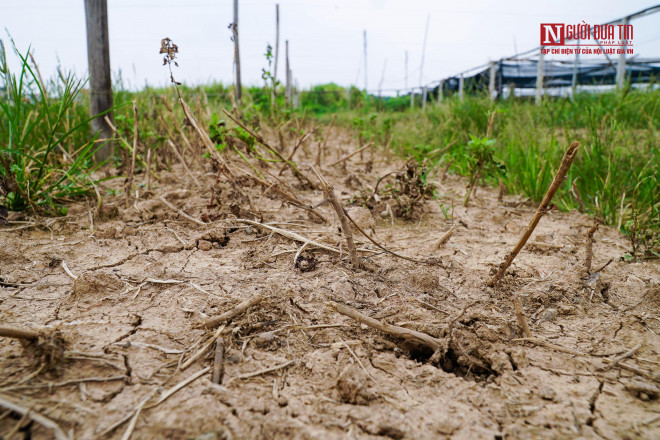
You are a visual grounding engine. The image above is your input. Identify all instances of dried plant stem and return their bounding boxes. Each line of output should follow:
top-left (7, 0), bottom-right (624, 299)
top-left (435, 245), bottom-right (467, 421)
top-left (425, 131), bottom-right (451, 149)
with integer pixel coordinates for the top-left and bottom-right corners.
top-left (212, 338), bottom-right (225, 384)
top-left (343, 208), bottom-right (430, 264)
top-left (486, 110), bottom-right (496, 137)
top-left (125, 100), bottom-right (139, 207)
top-left (601, 344), bottom-right (642, 370)
top-left (441, 159), bottom-right (453, 181)
top-left (227, 360), bottom-right (295, 384)
top-left (327, 142), bottom-right (374, 168)
top-left (278, 131), bottom-right (314, 175)
top-left (312, 168), bottom-right (360, 269)
top-left (571, 179), bottom-right (585, 212)
top-left (317, 115), bottom-right (335, 166)
top-left (180, 325), bottom-right (226, 371)
top-left (145, 147), bottom-right (152, 191)
top-left (167, 139), bottom-right (201, 187)
top-left (197, 291), bottom-right (266, 329)
top-left (104, 116), bottom-right (133, 153)
top-left (159, 100), bottom-right (196, 160)
top-left (147, 366), bottom-right (211, 408)
top-left (120, 389), bottom-right (158, 440)
top-left (602, 358), bottom-right (658, 382)
top-left (489, 141), bottom-right (580, 287)
top-left (158, 196), bottom-right (206, 226)
top-left (222, 109), bottom-right (317, 190)
top-left (329, 302), bottom-right (445, 352)
top-left (0, 396), bottom-right (69, 440)
top-left (237, 169), bottom-right (328, 223)
top-left (585, 222), bottom-right (599, 275)
top-left (0, 326), bottom-right (38, 341)
top-left (180, 99), bottom-right (224, 164)
top-left (237, 219), bottom-right (341, 254)
top-left (512, 294), bottom-right (532, 338)
top-left (435, 224), bottom-right (456, 250)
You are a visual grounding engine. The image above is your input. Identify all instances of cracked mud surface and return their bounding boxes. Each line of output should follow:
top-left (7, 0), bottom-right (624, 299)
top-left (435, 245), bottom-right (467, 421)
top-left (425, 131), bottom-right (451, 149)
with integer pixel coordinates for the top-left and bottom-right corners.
top-left (1, 130), bottom-right (659, 439)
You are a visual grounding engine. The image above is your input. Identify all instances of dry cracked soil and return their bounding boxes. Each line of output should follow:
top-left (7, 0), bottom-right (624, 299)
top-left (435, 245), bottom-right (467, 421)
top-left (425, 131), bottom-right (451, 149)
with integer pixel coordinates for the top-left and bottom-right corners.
top-left (1, 128), bottom-right (659, 439)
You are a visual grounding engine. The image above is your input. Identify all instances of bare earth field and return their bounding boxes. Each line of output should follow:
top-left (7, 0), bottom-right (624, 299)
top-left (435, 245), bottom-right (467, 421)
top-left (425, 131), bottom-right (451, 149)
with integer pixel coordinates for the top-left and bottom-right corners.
top-left (1, 130), bottom-right (659, 439)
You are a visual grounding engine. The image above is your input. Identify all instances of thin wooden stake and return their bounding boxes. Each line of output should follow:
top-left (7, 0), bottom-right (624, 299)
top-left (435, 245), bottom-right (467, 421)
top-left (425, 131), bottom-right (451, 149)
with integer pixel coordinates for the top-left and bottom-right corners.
top-left (232, 0), bottom-right (242, 103)
top-left (489, 141), bottom-right (580, 286)
top-left (271, 4), bottom-right (279, 109)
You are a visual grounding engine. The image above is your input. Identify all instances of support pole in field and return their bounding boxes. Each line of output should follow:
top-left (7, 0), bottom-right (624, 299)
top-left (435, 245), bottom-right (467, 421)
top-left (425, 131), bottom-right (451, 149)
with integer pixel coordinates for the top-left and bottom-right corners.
top-left (285, 40), bottom-right (291, 104)
top-left (363, 30), bottom-right (368, 100)
top-left (404, 50), bottom-right (408, 91)
top-left (489, 61), bottom-right (496, 101)
top-left (458, 74), bottom-right (464, 101)
top-left (437, 80), bottom-right (443, 104)
top-left (616, 17), bottom-right (630, 90)
top-left (571, 38), bottom-right (580, 98)
top-left (378, 58), bottom-right (387, 110)
top-left (233, 0), bottom-right (242, 104)
top-left (535, 47), bottom-right (544, 104)
top-left (421, 86), bottom-right (427, 110)
top-left (410, 88), bottom-right (414, 109)
top-left (419, 14), bottom-right (430, 97)
top-left (271, 4), bottom-right (279, 108)
top-left (84, 0), bottom-right (114, 161)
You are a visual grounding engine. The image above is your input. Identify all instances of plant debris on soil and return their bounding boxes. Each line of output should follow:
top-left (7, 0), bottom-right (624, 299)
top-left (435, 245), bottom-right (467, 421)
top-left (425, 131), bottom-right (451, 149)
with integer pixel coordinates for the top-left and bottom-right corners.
top-left (1, 125), bottom-right (659, 440)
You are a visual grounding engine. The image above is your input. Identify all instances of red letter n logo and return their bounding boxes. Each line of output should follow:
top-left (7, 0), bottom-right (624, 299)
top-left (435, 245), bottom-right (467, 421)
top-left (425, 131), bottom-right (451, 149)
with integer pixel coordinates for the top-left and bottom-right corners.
top-left (540, 24), bottom-right (564, 46)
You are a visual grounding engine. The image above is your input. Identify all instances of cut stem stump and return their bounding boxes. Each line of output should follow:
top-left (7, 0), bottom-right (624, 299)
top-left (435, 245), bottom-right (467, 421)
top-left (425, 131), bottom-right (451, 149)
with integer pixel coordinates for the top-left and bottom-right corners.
top-left (489, 141), bottom-right (579, 286)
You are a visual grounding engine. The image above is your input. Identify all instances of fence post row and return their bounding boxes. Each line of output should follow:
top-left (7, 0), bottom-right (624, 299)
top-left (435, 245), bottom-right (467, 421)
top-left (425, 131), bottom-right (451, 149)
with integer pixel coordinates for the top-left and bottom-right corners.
top-left (535, 47), bottom-right (544, 104)
top-left (616, 16), bottom-right (630, 89)
top-left (285, 40), bottom-right (290, 104)
top-left (84, 0), bottom-right (114, 161)
top-left (488, 61), bottom-right (496, 102)
top-left (458, 74), bottom-right (464, 101)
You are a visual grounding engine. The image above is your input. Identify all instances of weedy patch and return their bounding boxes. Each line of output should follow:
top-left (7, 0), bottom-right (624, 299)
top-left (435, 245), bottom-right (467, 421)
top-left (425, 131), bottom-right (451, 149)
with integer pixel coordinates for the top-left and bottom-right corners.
top-left (358, 160), bottom-right (436, 220)
top-left (0, 42), bottom-right (108, 214)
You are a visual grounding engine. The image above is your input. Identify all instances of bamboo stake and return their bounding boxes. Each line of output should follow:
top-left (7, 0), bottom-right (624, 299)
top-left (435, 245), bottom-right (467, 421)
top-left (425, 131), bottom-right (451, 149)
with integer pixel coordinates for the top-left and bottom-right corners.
top-left (489, 141), bottom-right (580, 286)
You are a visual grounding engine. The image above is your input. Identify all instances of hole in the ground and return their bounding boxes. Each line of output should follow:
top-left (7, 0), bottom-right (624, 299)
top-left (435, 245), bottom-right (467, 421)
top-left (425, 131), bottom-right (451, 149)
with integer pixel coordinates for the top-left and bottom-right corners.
top-left (403, 344), bottom-right (496, 381)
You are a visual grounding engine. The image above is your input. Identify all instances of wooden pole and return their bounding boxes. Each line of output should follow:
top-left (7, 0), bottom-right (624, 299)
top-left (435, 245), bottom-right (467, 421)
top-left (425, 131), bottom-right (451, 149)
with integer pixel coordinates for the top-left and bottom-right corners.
top-left (363, 30), bottom-right (368, 99)
top-left (233, 0), bottom-right (242, 104)
top-left (271, 4), bottom-right (279, 108)
top-left (571, 38), bottom-right (580, 98)
top-left (616, 17), bottom-right (630, 90)
top-left (84, 0), bottom-right (114, 161)
top-left (488, 61), bottom-right (496, 101)
top-left (458, 74), bottom-right (464, 101)
top-left (437, 79), bottom-right (443, 104)
top-left (404, 50), bottom-right (408, 91)
top-left (535, 48), bottom-right (544, 104)
top-left (285, 40), bottom-right (291, 104)
top-left (419, 14), bottom-right (430, 94)
top-left (378, 58), bottom-right (387, 109)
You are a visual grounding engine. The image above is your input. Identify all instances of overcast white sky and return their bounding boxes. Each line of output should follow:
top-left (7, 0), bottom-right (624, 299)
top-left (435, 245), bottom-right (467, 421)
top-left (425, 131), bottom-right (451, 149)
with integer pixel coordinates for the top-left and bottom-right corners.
top-left (2, 1), bottom-right (659, 92)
